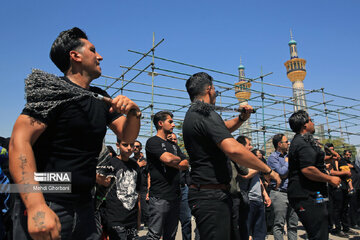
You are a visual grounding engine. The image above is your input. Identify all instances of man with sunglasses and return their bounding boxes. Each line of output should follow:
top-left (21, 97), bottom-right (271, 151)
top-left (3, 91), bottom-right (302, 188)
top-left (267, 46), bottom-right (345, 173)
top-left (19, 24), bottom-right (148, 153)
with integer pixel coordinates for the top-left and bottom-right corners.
top-left (183, 72), bottom-right (281, 240)
top-left (267, 133), bottom-right (298, 240)
top-left (288, 110), bottom-right (341, 240)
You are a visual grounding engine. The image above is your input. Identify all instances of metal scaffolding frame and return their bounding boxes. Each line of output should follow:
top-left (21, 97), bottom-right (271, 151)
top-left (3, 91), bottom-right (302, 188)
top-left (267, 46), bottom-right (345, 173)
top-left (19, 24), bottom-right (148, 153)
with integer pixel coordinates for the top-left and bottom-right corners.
top-left (94, 35), bottom-right (360, 152)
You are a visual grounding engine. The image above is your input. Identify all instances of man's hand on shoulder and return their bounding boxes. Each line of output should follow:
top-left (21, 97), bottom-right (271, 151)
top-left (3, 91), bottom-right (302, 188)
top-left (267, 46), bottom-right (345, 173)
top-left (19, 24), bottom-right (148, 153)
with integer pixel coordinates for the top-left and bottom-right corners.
top-left (27, 203), bottom-right (61, 240)
top-left (137, 159), bottom-right (147, 168)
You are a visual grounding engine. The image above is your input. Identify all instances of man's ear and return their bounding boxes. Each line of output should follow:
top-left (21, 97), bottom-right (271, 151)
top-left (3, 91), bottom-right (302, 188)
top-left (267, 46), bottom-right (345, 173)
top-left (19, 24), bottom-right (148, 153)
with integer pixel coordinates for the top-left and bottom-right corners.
top-left (69, 50), bottom-right (82, 63)
top-left (116, 142), bottom-right (120, 149)
top-left (158, 120), bottom-right (164, 128)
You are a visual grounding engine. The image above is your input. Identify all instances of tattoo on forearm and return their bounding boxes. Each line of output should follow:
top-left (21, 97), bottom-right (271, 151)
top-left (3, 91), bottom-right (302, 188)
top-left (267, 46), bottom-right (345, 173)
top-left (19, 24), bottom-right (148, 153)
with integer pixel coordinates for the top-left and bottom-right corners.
top-left (19, 154), bottom-right (27, 180)
top-left (18, 154), bottom-right (29, 200)
top-left (32, 211), bottom-right (46, 231)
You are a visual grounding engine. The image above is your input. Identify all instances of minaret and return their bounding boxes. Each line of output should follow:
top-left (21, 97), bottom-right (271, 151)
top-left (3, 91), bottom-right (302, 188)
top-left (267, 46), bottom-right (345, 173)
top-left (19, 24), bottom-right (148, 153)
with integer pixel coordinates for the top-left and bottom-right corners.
top-left (235, 58), bottom-right (252, 136)
top-left (284, 30), bottom-right (307, 111)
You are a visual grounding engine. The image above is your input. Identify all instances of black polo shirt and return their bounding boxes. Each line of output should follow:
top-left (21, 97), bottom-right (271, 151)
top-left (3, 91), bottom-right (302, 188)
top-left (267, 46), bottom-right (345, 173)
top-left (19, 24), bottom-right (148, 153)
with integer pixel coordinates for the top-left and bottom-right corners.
top-left (145, 136), bottom-right (186, 201)
top-left (287, 133), bottom-right (327, 199)
top-left (182, 101), bottom-right (233, 186)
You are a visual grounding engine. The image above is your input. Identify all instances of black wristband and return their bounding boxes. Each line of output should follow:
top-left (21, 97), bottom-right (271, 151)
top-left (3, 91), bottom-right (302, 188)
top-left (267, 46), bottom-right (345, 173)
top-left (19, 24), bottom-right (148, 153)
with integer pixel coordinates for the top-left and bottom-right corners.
top-left (263, 169), bottom-right (272, 175)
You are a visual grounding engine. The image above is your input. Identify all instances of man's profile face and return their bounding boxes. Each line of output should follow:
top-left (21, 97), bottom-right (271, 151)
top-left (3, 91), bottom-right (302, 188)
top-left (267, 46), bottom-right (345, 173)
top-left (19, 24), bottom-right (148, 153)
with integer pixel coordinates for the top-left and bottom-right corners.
top-left (344, 151), bottom-right (352, 160)
top-left (208, 84), bottom-right (217, 105)
top-left (76, 38), bottom-right (103, 79)
top-left (255, 150), bottom-right (263, 160)
top-left (160, 115), bottom-right (175, 135)
top-left (304, 117), bottom-right (315, 134)
top-left (245, 138), bottom-right (253, 151)
top-left (279, 136), bottom-right (289, 152)
top-left (133, 142), bottom-right (142, 155)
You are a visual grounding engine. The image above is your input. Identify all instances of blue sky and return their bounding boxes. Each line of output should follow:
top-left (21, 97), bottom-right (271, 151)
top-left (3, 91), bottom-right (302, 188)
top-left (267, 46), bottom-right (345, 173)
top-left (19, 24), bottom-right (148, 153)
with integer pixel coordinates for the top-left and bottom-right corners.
top-left (1, 0), bottom-right (359, 147)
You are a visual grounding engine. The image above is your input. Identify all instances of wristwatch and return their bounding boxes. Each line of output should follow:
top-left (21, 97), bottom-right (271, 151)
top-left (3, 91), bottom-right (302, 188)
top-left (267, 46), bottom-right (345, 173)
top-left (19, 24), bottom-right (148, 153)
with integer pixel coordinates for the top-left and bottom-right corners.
top-left (263, 169), bottom-right (273, 175)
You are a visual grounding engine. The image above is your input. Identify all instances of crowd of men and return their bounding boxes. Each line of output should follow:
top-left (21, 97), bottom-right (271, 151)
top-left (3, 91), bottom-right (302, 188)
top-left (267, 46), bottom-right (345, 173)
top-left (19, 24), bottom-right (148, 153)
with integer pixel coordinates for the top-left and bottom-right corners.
top-left (0, 27), bottom-right (360, 240)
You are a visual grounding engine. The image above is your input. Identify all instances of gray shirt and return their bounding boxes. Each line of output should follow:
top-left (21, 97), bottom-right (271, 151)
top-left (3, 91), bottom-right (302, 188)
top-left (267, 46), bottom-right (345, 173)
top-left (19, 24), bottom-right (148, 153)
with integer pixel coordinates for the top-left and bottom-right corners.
top-left (248, 173), bottom-right (263, 202)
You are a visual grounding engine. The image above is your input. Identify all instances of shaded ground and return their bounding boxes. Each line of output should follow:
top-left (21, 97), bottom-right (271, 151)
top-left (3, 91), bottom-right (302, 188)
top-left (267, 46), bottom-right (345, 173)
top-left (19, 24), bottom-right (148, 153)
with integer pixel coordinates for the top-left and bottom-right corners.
top-left (138, 219), bottom-right (360, 240)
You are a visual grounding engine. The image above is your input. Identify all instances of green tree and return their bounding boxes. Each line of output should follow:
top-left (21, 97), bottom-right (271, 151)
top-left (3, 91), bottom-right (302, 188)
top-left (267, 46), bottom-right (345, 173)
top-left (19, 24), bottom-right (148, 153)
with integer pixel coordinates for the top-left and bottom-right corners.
top-left (174, 122), bottom-right (188, 157)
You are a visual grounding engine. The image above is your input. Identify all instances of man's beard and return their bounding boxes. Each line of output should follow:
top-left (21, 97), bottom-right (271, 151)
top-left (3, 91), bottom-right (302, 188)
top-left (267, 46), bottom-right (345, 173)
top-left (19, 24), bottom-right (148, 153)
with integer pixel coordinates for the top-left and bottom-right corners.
top-left (164, 129), bottom-right (173, 136)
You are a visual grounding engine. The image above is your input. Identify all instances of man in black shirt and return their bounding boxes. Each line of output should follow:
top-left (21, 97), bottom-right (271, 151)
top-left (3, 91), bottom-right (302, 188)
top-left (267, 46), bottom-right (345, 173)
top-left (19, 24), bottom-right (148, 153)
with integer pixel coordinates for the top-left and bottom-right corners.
top-left (287, 110), bottom-right (341, 240)
top-left (182, 72), bottom-right (280, 240)
top-left (146, 111), bottom-right (189, 240)
top-left (9, 27), bottom-right (141, 240)
top-left (133, 140), bottom-right (149, 228)
top-left (105, 138), bottom-right (141, 240)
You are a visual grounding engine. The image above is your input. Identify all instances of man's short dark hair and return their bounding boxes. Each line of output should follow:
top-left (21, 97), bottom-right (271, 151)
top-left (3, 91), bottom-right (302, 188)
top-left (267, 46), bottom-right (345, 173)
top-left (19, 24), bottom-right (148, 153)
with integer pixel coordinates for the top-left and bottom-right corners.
top-left (288, 110), bottom-right (309, 133)
top-left (186, 72), bottom-right (213, 102)
top-left (236, 135), bottom-right (250, 146)
top-left (344, 150), bottom-right (352, 155)
top-left (135, 140), bottom-right (142, 148)
top-left (272, 133), bottom-right (285, 149)
top-left (325, 142), bottom-right (334, 149)
top-left (153, 111), bottom-right (173, 130)
top-left (50, 27), bottom-right (88, 73)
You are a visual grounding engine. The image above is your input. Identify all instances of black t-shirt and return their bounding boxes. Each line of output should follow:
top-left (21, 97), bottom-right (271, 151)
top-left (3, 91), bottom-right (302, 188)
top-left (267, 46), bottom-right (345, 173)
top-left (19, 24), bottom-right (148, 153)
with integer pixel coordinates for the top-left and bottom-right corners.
top-left (182, 102), bottom-right (233, 185)
top-left (288, 133), bottom-right (328, 199)
top-left (104, 157), bottom-right (141, 227)
top-left (22, 77), bottom-right (121, 204)
top-left (135, 155), bottom-right (148, 192)
top-left (145, 136), bottom-right (186, 200)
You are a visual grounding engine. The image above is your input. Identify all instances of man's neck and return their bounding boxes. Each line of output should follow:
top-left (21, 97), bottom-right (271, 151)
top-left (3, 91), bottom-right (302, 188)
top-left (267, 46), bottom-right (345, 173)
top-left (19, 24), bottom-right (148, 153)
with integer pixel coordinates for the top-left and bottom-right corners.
top-left (194, 95), bottom-right (211, 104)
top-left (276, 149), bottom-right (287, 155)
top-left (65, 71), bottom-right (92, 89)
top-left (299, 128), bottom-right (310, 135)
top-left (156, 130), bottom-right (167, 140)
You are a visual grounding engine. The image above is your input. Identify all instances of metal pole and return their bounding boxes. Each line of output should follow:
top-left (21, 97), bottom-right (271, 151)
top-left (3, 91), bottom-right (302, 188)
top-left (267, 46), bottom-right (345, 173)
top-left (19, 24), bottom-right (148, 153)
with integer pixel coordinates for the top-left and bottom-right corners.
top-left (219, 92), bottom-right (222, 116)
top-left (321, 88), bottom-right (331, 139)
top-left (283, 98), bottom-right (287, 130)
top-left (255, 112), bottom-right (259, 149)
top-left (150, 32), bottom-right (155, 136)
top-left (337, 112), bottom-right (343, 139)
top-left (345, 123), bottom-right (351, 144)
top-left (121, 70), bottom-right (124, 95)
top-left (261, 67), bottom-right (266, 152)
top-left (104, 39), bottom-right (164, 91)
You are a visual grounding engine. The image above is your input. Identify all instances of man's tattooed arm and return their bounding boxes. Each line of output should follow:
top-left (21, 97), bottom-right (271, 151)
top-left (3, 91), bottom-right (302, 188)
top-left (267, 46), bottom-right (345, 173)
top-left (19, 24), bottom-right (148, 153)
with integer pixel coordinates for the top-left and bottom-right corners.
top-left (9, 114), bottom-right (47, 209)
